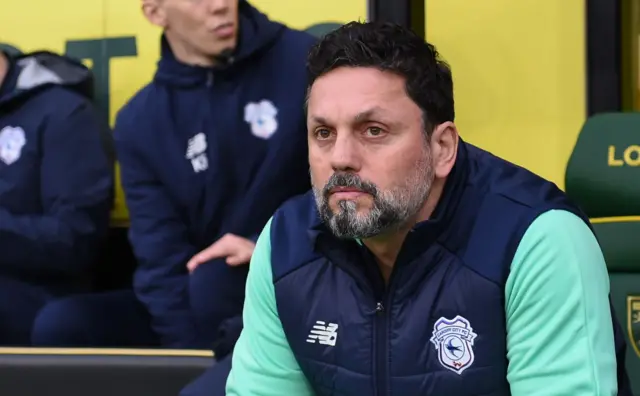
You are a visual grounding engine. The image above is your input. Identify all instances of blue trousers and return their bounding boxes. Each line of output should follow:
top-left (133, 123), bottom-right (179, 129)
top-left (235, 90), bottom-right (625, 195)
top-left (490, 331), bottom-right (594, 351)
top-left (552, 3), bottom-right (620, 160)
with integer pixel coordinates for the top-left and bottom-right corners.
top-left (31, 289), bottom-right (159, 346)
top-left (180, 354), bottom-right (232, 396)
top-left (31, 260), bottom-right (247, 348)
top-left (0, 275), bottom-right (52, 345)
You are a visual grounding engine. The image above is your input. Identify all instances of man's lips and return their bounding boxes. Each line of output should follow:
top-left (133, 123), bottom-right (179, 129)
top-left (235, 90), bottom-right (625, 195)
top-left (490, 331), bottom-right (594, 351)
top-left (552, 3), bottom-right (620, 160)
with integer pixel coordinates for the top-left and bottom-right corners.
top-left (212, 23), bottom-right (235, 38)
top-left (331, 187), bottom-right (363, 193)
top-left (329, 187), bottom-right (368, 199)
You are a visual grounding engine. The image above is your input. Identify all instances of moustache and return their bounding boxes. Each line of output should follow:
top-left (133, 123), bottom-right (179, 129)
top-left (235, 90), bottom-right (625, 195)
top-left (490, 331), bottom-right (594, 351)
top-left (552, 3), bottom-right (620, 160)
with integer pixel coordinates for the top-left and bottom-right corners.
top-left (323, 173), bottom-right (378, 198)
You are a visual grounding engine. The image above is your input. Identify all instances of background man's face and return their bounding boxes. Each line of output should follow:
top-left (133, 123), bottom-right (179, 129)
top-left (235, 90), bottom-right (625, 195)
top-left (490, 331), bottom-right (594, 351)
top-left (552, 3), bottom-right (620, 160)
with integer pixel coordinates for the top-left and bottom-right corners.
top-left (307, 67), bottom-right (435, 239)
top-left (149, 0), bottom-right (239, 58)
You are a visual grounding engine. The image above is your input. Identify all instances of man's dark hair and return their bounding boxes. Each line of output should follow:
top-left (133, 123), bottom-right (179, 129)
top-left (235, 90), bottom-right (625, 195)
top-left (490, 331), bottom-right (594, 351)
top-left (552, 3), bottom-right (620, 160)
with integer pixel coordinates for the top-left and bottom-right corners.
top-left (306, 21), bottom-right (455, 132)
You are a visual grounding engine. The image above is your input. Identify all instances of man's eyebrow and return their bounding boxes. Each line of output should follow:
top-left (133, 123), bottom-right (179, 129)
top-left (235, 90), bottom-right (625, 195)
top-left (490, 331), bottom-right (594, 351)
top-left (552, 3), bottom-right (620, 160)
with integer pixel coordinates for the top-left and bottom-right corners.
top-left (354, 107), bottom-right (386, 122)
top-left (309, 115), bottom-right (330, 125)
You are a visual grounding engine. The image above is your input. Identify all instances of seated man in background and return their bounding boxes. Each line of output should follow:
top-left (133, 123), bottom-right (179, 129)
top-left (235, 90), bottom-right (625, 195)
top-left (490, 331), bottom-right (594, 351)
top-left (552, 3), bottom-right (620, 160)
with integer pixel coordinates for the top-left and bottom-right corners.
top-left (32, 0), bottom-right (314, 357)
top-left (0, 49), bottom-right (113, 345)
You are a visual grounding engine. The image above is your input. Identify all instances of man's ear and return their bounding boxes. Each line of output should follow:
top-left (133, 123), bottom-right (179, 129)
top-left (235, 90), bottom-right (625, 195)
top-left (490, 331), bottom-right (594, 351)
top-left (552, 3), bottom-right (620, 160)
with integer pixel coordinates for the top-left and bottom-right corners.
top-left (429, 121), bottom-right (459, 179)
top-left (142, 0), bottom-right (168, 28)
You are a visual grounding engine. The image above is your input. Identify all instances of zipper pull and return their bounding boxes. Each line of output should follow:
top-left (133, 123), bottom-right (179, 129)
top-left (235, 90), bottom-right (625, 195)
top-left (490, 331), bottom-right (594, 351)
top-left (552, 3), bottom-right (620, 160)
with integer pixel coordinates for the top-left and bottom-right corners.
top-left (375, 302), bottom-right (384, 314)
top-left (206, 71), bottom-right (213, 87)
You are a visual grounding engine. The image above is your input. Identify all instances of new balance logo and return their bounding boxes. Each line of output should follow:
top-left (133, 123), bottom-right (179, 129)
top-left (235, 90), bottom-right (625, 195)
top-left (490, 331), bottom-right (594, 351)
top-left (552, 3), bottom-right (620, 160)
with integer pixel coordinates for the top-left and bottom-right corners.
top-left (185, 133), bottom-right (208, 173)
top-left (306, 321), bottom-right (339, 346)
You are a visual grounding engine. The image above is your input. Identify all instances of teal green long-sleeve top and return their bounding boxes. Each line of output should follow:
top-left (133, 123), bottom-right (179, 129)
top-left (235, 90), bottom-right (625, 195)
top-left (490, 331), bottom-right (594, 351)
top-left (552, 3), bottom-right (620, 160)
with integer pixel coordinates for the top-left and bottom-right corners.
top-left (227, 210), bottom-right (617, 395)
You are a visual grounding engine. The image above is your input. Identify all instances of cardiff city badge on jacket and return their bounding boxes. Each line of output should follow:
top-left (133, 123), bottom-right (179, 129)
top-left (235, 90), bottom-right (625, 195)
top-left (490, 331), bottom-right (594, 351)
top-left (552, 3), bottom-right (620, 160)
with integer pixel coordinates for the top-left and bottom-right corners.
top-left (244, 99), bottom-right (278, 140)
top-left (0, 125), bottom-right (26, 165)
top-left (430, 315), bottom-right (477, 374)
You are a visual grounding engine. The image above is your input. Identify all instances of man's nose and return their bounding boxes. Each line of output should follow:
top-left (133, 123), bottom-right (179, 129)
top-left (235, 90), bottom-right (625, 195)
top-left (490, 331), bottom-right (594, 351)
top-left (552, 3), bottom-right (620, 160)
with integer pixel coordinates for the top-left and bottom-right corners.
top-left (330, 133), bottom-right (361, 172)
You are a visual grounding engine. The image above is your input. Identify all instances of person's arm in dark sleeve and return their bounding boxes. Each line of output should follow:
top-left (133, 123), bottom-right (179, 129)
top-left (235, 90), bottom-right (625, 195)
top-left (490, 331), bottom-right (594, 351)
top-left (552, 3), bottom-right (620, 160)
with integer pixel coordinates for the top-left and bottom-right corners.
top-left (0, 100), bottom-right (112, 275)
top-left (114, 114), bottom-right (200, 348)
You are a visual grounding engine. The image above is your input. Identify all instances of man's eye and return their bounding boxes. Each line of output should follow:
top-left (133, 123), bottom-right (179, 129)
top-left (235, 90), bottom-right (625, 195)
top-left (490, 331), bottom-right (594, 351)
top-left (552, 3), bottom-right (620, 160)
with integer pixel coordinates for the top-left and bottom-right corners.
top-left (315, 129), bottom-right (332, 140)
top-left (366, 127), bottom-right (384, 137)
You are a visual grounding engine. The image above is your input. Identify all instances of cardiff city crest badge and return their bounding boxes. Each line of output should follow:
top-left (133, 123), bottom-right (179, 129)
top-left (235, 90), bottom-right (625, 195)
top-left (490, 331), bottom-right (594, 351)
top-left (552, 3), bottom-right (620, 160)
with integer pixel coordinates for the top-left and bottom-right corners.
top-left (430, 315), bottom-right (477, 374)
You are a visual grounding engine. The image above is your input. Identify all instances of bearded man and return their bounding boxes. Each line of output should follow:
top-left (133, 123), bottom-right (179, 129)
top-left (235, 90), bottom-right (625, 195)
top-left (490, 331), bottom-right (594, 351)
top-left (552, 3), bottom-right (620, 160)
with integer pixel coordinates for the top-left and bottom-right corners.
top-left (225, 21), bottom-right (632, 396)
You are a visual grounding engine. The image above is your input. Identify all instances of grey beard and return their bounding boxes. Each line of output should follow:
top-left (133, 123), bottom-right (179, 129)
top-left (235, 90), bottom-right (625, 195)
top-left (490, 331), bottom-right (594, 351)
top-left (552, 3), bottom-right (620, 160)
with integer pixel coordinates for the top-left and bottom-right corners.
top-left (312, 154), bottom-right (433, 240)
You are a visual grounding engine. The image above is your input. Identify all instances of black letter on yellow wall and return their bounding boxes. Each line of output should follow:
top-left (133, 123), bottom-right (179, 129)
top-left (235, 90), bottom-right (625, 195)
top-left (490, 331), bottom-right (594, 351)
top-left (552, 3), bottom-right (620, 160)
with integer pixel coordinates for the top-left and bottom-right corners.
top-left (66, 37), bottom-right (137, 125)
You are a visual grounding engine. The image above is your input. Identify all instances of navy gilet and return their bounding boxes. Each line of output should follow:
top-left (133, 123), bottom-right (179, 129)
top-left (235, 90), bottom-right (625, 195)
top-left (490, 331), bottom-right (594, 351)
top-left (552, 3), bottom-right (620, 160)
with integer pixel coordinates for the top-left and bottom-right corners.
top-left (269, 140), bottom-right (631, 396)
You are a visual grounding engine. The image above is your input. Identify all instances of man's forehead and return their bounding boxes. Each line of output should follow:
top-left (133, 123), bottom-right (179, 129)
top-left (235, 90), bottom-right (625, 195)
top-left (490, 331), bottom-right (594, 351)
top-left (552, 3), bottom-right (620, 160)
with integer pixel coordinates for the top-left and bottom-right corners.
top-left (353, 106), bottom-right (389, 120)
top-left (308, 88), bottom-right (409, 123)
top-left (310, 68), bottom-right (406, 102)
top-left (307, 68), bottom-right (417, 123)
top-left (312, 69), bottom-right (403, 95)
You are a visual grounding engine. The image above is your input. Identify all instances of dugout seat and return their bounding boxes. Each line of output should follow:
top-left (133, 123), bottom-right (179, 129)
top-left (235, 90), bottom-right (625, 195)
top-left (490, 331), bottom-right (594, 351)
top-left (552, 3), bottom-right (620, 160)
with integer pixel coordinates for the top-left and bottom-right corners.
top-left (565, 112), bottom-right (640, 392)
top-left (0, 348), bottom-right (213, 396)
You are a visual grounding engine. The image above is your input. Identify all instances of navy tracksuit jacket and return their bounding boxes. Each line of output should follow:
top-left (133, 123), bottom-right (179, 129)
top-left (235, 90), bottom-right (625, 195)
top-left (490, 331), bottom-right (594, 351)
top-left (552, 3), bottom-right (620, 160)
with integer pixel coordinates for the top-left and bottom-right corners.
top-left (114, 2), bottom-right (316, 348)
top-left (0, 50), bottom-right (112, 344)
top-left (0, 51), bottom-right (113, 292)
